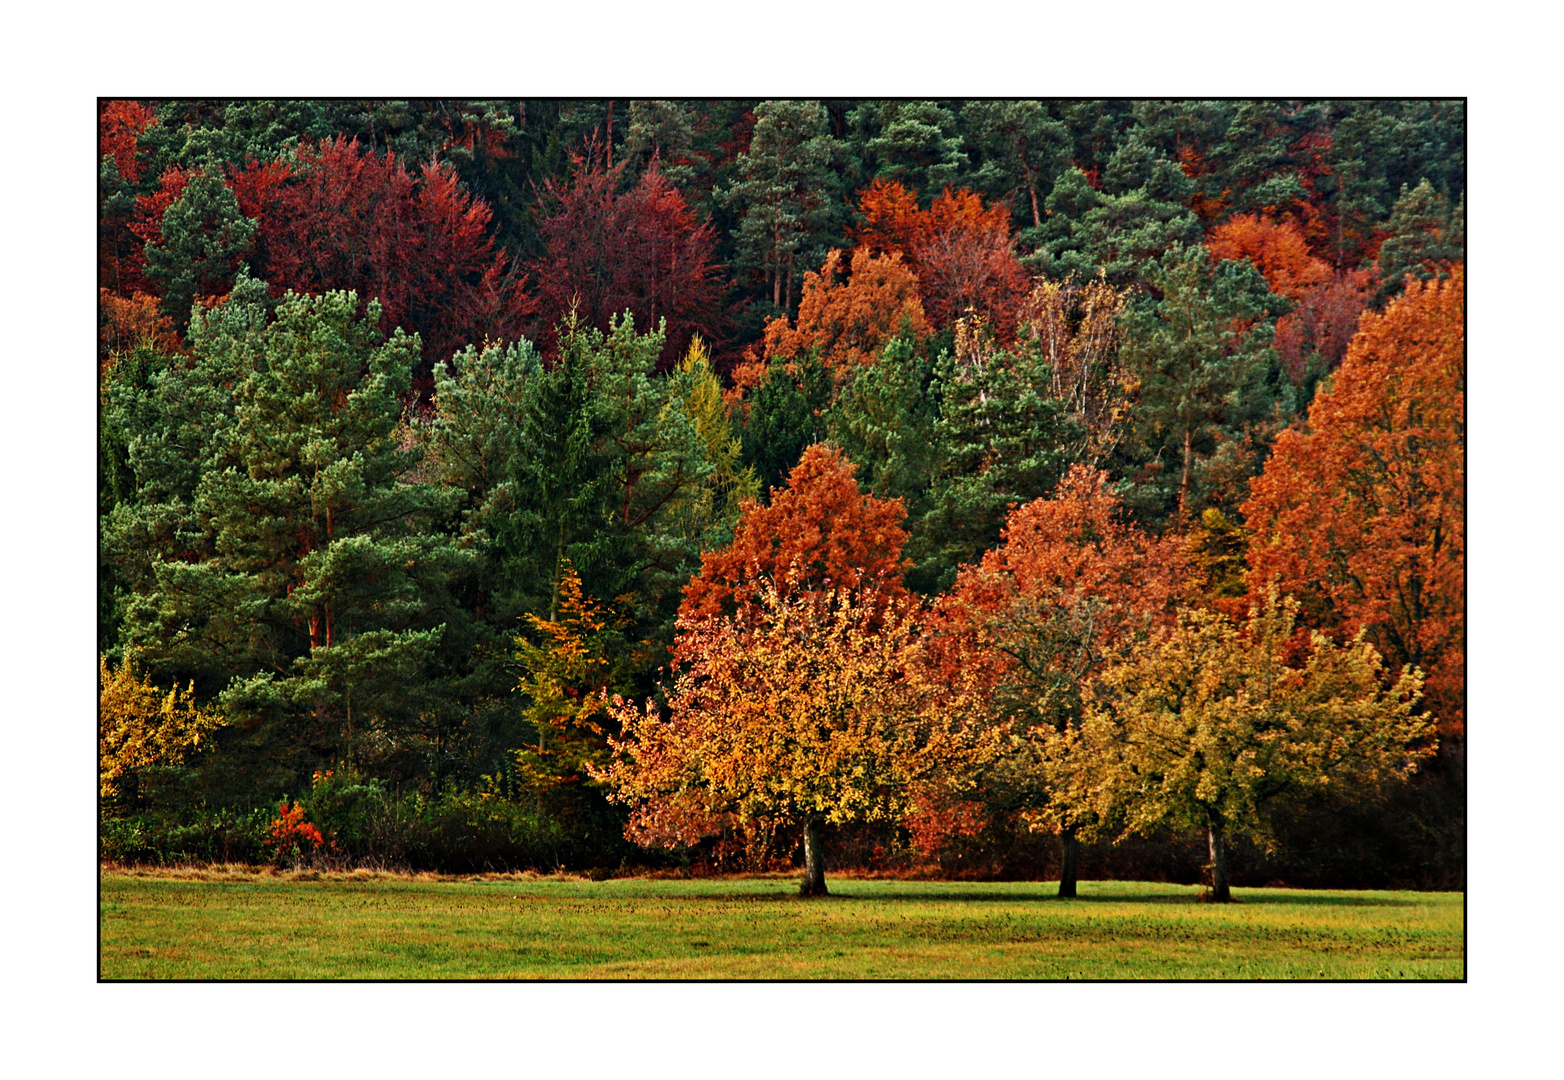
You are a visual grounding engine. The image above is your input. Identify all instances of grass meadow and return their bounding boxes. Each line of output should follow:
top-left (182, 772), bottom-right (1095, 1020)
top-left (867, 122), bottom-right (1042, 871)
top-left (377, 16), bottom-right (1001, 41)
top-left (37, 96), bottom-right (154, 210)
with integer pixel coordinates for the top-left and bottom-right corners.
top-left (99, 867), bottom-right (1463, 980)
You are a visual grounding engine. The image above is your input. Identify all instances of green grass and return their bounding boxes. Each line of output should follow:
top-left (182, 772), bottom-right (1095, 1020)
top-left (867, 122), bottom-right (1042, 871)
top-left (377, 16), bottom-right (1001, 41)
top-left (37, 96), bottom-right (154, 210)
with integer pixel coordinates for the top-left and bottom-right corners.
top-left (99, 867), bottom-right (1464, 980)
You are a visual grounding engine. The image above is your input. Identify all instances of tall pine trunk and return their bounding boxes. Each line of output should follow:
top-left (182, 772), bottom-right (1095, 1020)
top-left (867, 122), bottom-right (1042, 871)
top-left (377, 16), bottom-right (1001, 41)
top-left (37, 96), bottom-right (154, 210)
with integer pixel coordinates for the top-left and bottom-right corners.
top-left (800, 817), bottom-right (828, 896)
top-left (1207, 812), bottom-right (1231, 902)
top-left (1058, 828), bottom-right (1080, 898)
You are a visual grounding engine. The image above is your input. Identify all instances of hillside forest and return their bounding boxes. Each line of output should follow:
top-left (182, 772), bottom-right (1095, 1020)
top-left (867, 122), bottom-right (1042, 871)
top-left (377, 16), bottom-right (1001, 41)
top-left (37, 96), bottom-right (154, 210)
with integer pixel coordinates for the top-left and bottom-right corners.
top-left (98, 99), bottom-right (1464, 895)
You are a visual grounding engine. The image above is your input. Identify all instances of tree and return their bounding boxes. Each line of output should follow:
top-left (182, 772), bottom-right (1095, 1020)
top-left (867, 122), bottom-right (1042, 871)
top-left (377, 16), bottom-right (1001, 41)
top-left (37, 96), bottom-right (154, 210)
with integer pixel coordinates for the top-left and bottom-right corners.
top-left (852, 181), bottom-right (1029, 336)
top-left (930, 465), bottom-right (1186, 894)
top-left (679, 442), bottom-right (910, 630)
top-left (849, 100), bottom-right (970, 200)
top-left (1016, 274), bottom-right (1133, 470)
top-left (735, 352), bottom-right (833, 498)
top-left (1243, 269), bottom-right (1464, 736)
top-left (1376, 180), bottom-right (1464, 302)
top-left (1046, 596), bottom-right (1433, 901)
top-left (600, 575), bottom-right (995, 895)
top-left (755, 247), bottom-right (930, 376)
top-left (1023, 165), bottom-right (1202, 289)
top-left (1120, 244), bottom-right (1289, 524)
top-left (512, 563), bottom-right (638, 799)
top-left (100, 655), bottom-right (223, 812)
top-left (724, 100), bottom-right (843, 314)
top-left (960, 100), bottom-right (1071, 231)
top-left (531, 154), bottom-right (728, 365)
top-left (231, 136), bottom-right (535, 372)
top-left (1206, 214), bottom-right (1332, 302)
top-left (914, 316), bottom-right (1074, 593)
top-left (136, 166), bottom-right (256, 332)
top-left (108, 274), bottom-right (465, 793)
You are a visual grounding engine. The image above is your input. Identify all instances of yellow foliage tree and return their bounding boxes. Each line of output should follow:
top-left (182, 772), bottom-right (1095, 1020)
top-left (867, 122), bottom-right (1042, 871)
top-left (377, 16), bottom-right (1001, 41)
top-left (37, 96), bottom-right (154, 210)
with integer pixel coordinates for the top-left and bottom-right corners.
top-left (513, 563), bottom-right (636, 792)
top-left (598, 571), bottom-right (998, 895)
top-left (1043, 594), bottom-right (1433, 900)
top-left (99, 655), bottom-right (223, 810)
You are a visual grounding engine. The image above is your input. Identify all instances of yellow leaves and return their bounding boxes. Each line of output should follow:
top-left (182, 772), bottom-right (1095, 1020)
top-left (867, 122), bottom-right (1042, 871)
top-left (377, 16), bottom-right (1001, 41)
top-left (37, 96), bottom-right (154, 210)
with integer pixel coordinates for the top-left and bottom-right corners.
top-left (1048, 593), bottom-right (1436, 846)
top-left (599, 572), bottom-right (998, 842)
top-left (99, 655), bottom-right (223, 803)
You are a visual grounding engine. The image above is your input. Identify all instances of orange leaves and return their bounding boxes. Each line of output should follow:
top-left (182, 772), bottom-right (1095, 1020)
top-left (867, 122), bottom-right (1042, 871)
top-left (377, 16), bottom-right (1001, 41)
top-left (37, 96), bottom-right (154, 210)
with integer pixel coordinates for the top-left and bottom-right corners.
top-left (677, 444), bottom-right (910, 634)
top-left (99, 289), bottom-right (183, 373)
top-left (1243, 268), bottom-right (1464, 735)
top-left (1207, 214), bottom-right (1332, 302)
top-left (601, 575), bottom-right (997, 846)
top-left (931, 464), bottom-right (1187, 725)
top-left (265, 801), bottom-right (326, 860)
top-left (757, 248), bottom-right (929, 375)
top-left (852, 180), bottom-right (1030, 338)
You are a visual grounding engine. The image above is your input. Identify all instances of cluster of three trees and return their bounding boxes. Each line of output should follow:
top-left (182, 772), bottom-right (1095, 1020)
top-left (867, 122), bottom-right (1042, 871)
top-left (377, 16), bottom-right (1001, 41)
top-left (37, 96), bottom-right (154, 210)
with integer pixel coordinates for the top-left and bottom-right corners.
top-left (596, 444), bottom-right (1433, 899)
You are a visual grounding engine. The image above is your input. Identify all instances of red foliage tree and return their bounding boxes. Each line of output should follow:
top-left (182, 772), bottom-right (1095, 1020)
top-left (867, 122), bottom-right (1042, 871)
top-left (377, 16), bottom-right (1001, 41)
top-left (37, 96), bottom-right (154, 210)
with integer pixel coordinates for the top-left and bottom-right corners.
top-left (231, 137), bottom-right (535, 368)
top-left (531, 154), bottom-right (727, 366)
top-left (677, 443), bottom-right (910, 635)
top-left (922, 464), bottom-right (1188, 889)
top-left (100, 100), bottom-right (157, 185)
top-left (1243, 268), bottom-right (1464, 737)
top-left (1271, 267), bottom-right (1377, 380)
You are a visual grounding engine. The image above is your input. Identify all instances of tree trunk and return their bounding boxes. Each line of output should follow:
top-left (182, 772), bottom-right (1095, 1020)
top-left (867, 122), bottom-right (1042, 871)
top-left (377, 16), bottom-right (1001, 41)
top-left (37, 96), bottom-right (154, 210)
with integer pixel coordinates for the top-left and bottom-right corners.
top-left (1058, 828), bottom-right (1080, 898)
top-left (799, 818), bottom-right (828, 896)
top-left (1207, 812), bottom-right (1231, 902)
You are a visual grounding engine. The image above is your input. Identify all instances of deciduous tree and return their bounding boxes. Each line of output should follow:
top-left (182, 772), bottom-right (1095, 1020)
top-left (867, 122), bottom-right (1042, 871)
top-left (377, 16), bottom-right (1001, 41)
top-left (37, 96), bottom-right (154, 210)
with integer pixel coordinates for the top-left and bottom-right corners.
top-left (930, 465), bottom-right (1186, 893)
top-left (679, 443), bottom-right (910, 631)
top-left (100, 655), bottom-right (223, 811)
top-left (1046, 596), bottom-right (1432, 900)
top-left (600, 575), bottom-right (994, 894)
top-left (532, 154), bottom-right (727, 365)
top-left (1243, 269), bottom-right (1464, 735)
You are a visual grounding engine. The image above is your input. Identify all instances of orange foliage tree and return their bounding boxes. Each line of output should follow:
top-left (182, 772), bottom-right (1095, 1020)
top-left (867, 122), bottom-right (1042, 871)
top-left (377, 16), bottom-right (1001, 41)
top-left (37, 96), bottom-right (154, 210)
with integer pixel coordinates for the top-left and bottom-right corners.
top-left (754, 247), bottom-right (929, 377)
top-left (1243, 268), bottom-right (1464, 737)
top-left (1206, 213), bottom-right (1332, 302)
top-left (927, 465), bottom-right (1187, 893)
top-left (677, 443), bottom-right (910, 633)
top-left (853, 179), bottom-right (1030, 336)
top-left (600, 574), bottom-right (996, 895)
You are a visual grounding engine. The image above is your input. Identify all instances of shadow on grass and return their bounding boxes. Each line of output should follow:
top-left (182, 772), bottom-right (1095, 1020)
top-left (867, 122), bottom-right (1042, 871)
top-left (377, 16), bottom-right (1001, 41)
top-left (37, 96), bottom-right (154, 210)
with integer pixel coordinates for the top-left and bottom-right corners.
top-left (604, 884), bottom-right (1429, 908)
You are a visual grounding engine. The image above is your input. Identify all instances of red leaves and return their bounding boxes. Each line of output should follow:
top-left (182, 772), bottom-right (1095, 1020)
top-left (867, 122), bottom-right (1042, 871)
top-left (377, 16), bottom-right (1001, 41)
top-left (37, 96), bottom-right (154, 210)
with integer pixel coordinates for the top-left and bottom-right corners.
top-left (234, 137), bottom-right (535, 365)
top-left (99, 100), bottom-right (156, 184)
top-left (853, 179), bottom-right (1030, 338)
top-left (531, 155), bottom-right (727, 366)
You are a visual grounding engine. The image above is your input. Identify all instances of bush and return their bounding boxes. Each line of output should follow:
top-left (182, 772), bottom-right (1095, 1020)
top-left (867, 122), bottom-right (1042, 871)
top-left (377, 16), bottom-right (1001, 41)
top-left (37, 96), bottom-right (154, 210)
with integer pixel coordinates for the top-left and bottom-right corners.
top-left (101, 805), bottom-right (272, 865)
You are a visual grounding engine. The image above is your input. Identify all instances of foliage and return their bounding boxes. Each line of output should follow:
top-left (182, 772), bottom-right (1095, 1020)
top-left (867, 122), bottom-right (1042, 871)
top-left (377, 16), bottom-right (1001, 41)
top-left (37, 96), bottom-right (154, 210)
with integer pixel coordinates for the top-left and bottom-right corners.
top-left (100, 655), bottom-right (224, 809)
top-left (755, 247), bottom-right (929, 376)
top-left (600, 575), bottom-right (998, 891)
top-left (1045, 596), bottom-right (1434, 897)
top-left (1243, 269), bottom-right (1464, 734)
top-left (232, 135), bottom-right (535, 370)
top-left (1119, 243), bottom-right (1290, 523)
top-left (532, 153), bottom-right (727, 364)
top-left (678, 443), bottom-right (910, 629)
top-left (1015, 274), bottom-right (1133, 469)
top-left (265, 801), bottom-right (327, 864)
top-left (724, 100), bottom-right (843, 313)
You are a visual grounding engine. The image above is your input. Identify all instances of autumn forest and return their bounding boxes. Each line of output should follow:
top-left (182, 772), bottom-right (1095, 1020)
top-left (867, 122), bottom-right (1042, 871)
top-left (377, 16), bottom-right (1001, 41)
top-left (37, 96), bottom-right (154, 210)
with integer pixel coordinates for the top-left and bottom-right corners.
top-left (97, 99), bottom-right (1464, 898)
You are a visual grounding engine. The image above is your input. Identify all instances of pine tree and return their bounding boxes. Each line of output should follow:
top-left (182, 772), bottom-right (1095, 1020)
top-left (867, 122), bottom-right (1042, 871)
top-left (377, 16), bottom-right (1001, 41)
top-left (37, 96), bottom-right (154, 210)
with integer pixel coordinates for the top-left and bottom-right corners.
top-left (724, 100), bottom-right (844, 315)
